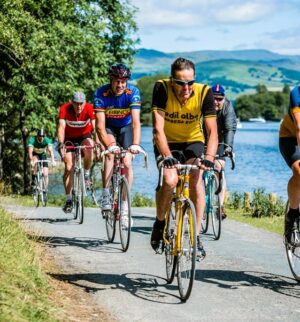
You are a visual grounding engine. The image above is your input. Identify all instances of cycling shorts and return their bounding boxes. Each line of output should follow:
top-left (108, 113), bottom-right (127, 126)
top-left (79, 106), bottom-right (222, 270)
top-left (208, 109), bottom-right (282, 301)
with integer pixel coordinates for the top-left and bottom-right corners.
top-left (106, 124), bottom-right (132, 149)
top-left (154, 141), bottom-right (204, 165)
top-left (64, 133), bottom-right (92, 152)
top-left (279, 137), bottom-right (300, 167)
top-left (33, 153), bottom-right (48, 168)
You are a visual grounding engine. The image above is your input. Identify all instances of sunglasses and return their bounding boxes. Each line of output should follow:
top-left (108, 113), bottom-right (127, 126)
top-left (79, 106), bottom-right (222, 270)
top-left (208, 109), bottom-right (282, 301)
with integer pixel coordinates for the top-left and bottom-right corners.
top-left (214, 96), bottom-right (224, 102)
top-left (173, 78), bottom-right (195, 86)
top-left (38, 135), bottom-right (45, 138)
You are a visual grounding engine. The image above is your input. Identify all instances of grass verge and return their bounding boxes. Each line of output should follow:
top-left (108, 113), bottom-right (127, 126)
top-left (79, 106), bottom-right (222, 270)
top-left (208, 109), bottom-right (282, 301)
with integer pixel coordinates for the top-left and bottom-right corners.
top-left (0, 207), bottom-right (61, 322)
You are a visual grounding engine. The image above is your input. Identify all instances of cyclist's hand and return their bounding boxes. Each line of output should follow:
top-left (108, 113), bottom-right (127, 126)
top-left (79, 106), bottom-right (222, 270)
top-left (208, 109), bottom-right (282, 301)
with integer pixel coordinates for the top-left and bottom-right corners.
top-left (108, 145), bottom-right (120, 154)
top-left (128, 144), bottom-right (141, 154)
top-left (161, 156), bottom-right (179, 168)
top-left (201, 159), bottom-right (214, 170)
top-left (224, 146), bottom-right (232, 156)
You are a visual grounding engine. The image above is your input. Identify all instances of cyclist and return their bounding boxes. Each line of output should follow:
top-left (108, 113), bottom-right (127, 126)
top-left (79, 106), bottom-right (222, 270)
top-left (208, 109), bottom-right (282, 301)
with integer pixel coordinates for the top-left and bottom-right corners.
top-left (151, 57), bottom-right (218, 259)
top-left (279, 85), bottom-right (300, 245)
top-left (94, 63), bottom-right (142, 215)
top-left (210, 84), bottom-right (237, 219)
top-left (28, 128), bottom-right (56, 195)
top-left (57, 91), bottom-right (97, 213)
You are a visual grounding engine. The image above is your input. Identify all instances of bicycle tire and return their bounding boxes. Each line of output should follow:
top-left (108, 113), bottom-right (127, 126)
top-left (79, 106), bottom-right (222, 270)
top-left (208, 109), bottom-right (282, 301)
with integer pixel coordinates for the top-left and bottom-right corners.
top-left (165, 201), bottom-right (177, 284)
top-left (33, 177), bottom-right (40, 207)
top-left (211, 173), bottom-right (221, 240)
top-left (75, 169), bottom-right (84, 224)
top-left (177, 198), bottom-right (197, 302)
top-left (284, 203), bottom-right (300, 281)
top-left (201, 180), bottom-right (210, 234)
top-left (119, 177), bottom-right (131, 252)
top-left (41, 175), bottom-right (47, 207)
top-left (105, 177), bottom-right (116, 242)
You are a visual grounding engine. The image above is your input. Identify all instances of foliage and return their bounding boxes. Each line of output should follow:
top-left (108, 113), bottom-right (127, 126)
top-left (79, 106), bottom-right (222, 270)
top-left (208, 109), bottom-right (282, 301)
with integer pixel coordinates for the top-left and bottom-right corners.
top-left (131, 192), bottom-right (155, 207)
top-left (235, 84), bottom-right (289, 120)
top-left (0, 0), bottom-right (138, 193)
top-left (228, 191), bottom-right (243, 209)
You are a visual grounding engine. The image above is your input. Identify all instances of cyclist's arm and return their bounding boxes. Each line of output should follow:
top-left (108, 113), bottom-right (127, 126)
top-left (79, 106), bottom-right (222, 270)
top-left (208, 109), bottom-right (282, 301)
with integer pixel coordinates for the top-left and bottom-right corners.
top-left (131, 109), bottom-right (141, 145)
top-left (204, 117), bottom-right (218, 162)
top-left (91, 118), bottom-right (101, 145)
top-left (57, 119), bottom-right (66, 145)
top-left (152, 110), bottom-right (172, 157)
top-left (95, 111), bottom-right (115, 148)
top-left (47, 145), bottom-right (55, 162)
top-left (28, 146), bottom-right (34, 161)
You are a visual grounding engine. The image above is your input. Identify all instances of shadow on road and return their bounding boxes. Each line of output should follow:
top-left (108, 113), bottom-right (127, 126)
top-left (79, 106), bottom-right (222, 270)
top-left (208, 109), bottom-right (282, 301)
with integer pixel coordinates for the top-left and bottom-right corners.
top-left (49, 272), bottom-right (182, 304)
top-left (196, 269), bottom-right (300, 299)
top-left (27, 234), bottom-right (123, 253)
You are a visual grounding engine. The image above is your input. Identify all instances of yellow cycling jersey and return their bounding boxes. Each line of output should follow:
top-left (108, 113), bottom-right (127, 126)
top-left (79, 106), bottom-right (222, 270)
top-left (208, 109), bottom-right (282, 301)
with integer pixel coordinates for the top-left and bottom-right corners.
top-left (151, 79), bottom-right (216, 143)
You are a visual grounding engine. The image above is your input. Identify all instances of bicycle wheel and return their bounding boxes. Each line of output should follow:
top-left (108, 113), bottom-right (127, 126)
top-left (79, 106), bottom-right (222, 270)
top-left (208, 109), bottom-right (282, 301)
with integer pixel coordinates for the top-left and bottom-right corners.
top-left (105, 177), bottom-right (116, 242)
top-left (33, 177), bottom-right (40, 207)
top-left (165, 201), bottom-right (177, 284)
top-left (201, 182), bottom-right (209, 233)
top-left (119, 177), bottom-right (131, 252)
top-left (41, 175), bottom-right (47, 207)
top-left (75, 169), bottom-right (84, 224)
top-left (211, 173), bottom-right (221, 240)
top-left (90, 162), bottom-right (102, 206)
top-left (177, 199), bottom-right (197, 302)
top-left (284, 203), bottom-right (300, 281)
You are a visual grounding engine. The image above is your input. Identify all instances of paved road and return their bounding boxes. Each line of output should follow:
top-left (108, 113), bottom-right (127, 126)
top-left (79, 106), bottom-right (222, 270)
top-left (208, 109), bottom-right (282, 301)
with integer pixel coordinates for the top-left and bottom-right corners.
top-left (3, 204), bottom-right (300, 321)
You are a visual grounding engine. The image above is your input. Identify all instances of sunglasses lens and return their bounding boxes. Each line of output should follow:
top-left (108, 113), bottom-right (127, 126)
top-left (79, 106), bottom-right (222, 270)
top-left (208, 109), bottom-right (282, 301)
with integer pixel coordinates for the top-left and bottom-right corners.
top-left (174, 79), bottom-right (195, 86)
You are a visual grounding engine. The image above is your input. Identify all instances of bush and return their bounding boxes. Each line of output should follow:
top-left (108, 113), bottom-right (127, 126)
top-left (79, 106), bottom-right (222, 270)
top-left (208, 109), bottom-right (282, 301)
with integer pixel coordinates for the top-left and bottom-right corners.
top-left (131, 193), bottom-right (155, 207)
top-left (229, 191), bottom-right (243, 209)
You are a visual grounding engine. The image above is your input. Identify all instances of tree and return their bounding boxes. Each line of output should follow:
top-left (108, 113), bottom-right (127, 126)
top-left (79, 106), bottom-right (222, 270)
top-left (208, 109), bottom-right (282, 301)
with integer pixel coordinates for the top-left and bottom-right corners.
top-left (0, 0), bottom-right (138, 193)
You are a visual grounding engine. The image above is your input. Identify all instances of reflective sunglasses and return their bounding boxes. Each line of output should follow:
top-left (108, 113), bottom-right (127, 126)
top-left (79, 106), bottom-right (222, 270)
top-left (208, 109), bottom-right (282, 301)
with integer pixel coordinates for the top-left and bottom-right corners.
top-left (173, 78), bottom-right (195, 86)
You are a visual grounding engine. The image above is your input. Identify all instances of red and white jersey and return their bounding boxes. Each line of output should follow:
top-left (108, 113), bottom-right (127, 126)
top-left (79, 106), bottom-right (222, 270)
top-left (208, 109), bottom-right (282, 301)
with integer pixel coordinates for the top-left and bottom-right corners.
top-left (59, 102), bottom-right (95, 138)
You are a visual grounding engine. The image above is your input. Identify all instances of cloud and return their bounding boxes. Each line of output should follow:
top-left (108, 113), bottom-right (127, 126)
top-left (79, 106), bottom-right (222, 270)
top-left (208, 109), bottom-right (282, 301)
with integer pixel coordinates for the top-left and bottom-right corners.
top-left (175, 36), bottom-right (198, 42)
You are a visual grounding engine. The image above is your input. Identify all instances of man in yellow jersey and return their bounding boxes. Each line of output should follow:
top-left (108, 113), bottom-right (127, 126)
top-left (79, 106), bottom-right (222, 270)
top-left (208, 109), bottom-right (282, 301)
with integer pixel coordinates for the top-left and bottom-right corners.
top-left (279, 85), bottom-right (300, 246)
top-left (151, 57), bottom-right (218, 259)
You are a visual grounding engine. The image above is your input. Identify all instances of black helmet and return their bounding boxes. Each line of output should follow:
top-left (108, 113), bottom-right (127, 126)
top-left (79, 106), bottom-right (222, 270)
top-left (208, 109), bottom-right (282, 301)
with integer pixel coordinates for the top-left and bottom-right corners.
top-left (37, 128), bottom-right (46, 137)
top-left (108, 63), bottom-right (131, 79)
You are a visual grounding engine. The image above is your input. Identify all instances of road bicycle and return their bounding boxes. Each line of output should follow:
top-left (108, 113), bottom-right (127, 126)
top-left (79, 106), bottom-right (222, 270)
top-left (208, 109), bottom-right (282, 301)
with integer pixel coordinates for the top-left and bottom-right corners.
top-left (101, 146), bottom-right (148, 252)
top-left (284, 203), bottom-right (300, 282)
top-left (32, 159), bottom-right (50, 207)
top-left (65, 143), bottom-right (94, 224)
top-left (158, 163), bottom-right (198, 302)
top-left (201, 144), bottom-right (235, 240)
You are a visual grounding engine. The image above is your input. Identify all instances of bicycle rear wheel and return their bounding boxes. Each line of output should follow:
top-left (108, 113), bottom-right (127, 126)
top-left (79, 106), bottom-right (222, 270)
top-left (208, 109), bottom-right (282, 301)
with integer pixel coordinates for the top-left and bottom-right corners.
top-left (165, 201), bottom-right (177, 284)
top-left (211, 173), bottom-right (221, 240)
top-left (75, 169), bottom-right (84, 224)
top-left (177, 199), bottom-right (197, 302)
top-left (119, 177), bottom-right (131, 252)
top-left (33, 177), bottom-right (40, 207)
top-left (41, 175), bottom-right (47, 207)
top-left (105, 177), bottom-right (116, 242)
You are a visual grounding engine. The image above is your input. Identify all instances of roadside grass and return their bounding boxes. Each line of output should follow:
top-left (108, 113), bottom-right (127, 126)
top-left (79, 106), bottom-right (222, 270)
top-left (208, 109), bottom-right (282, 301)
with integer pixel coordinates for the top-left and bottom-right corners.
top-left (0, 207), bottom-right (61, 322)
top-left (226, 207), bottom-right (284, 236)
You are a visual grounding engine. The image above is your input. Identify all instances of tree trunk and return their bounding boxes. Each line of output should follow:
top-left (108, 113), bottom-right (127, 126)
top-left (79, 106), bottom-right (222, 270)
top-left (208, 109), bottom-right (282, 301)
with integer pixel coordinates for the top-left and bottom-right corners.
top-left (0, 123), bottom-right (4, 180)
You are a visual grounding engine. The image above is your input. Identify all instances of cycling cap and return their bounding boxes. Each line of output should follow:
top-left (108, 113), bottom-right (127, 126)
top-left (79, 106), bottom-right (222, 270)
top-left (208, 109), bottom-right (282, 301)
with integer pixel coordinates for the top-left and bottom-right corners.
top-left (211, 84), bottom-right (225, 96)
top-left (108, 63), bottom-right (131, 79)
top-left (72, 91), bottom-right (86, 103)
top-left (37, 128), bottom-right (46, 137)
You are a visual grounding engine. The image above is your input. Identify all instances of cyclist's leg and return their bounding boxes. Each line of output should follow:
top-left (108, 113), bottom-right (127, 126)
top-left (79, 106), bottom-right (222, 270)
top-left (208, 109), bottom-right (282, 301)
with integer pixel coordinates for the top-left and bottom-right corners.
top-left (31, 154), bottom-right (39, 186)
top-left (41, 155), bottom-right (49, 190)
top-left (280, 137), bottom-right (300, 243)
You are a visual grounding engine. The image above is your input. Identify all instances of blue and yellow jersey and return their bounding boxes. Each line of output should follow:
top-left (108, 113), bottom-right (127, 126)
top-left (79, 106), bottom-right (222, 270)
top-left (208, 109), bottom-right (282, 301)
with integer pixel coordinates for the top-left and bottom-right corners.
top-left (151, 79), bottom-right (216, 143)
top-left (280, 86), bottom-right (300, 138)
top-left (94, 83), bottom-right (141, 128)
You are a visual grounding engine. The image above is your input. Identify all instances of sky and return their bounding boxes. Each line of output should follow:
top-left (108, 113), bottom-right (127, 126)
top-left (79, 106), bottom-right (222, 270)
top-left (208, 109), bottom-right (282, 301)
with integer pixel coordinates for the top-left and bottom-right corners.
top-left (130, 0), bottom-right (300, 55)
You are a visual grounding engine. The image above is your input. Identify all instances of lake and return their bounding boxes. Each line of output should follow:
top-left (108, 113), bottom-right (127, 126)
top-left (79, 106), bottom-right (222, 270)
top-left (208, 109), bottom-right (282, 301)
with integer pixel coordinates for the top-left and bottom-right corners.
top-left (49, 122), bottom-right (290, 201)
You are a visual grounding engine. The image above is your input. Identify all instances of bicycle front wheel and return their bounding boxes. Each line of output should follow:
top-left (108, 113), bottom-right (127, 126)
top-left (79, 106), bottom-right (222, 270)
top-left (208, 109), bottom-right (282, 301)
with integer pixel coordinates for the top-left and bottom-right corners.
top-left (105, 178), bottom-right (116, 242)
top-left (211, 173), bottom-right (221, 240)
top-left (119, 177), bottom-right (131, 252)
top-left (165, 201), bottom-right (177, 284)
top-left (41, 175), bottom-right (47, 207)
top-left (75, 169), bottom-right (84, 224)
top-left (177, 199), bottom-right (197, 302)
top-left (286, 242), bottom-right (300, 281)
top-left (33, 177), bottom-right (40, 207)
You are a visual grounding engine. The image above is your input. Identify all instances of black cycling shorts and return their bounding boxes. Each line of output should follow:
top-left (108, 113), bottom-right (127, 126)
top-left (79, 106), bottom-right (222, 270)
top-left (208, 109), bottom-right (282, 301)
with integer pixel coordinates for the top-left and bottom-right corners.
top-left (154, 141), bottom-right (204, 165)
top-left (33, 153), bottom-right (48, 168)
top-left (64, 133), bottom-right (92, 152)
top-left (279, 137), bottom-right (300, 167)
top-left (106, 124), bottom-right (132, 149)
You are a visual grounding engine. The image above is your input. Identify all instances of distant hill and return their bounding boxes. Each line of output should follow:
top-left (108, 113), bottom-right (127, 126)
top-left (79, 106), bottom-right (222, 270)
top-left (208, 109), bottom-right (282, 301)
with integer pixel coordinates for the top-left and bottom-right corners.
top-left (133, 48), bottom-right (300, 98)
